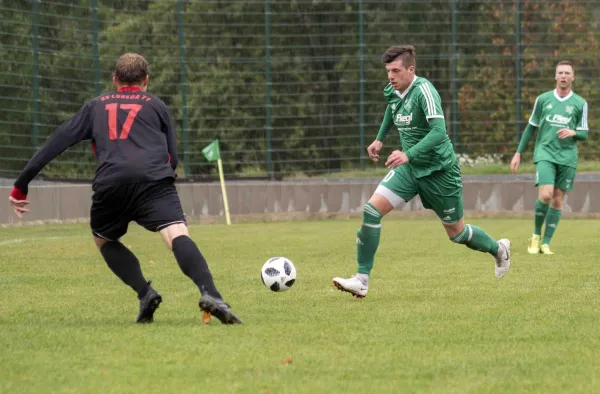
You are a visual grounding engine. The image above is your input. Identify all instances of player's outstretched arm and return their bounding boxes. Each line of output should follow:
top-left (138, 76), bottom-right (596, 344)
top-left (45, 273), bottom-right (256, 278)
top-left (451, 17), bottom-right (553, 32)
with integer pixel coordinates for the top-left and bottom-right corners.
top-left (573, 130), bottom-right (589, 141)
top-left (516, 123), bottom-right (537, 154)
top-left (404, 118), bottom-right (447, 162)
top-left (511, 123), bottom-right (537, 174)
top-left (556, 128), bottom-right (588, 140)
top-left (565, 101), bottom-right (590, 141)
top-left (375, 105), bottom-right (393, 143)
top-left (8, 196), bottom-right (30, 218)
top-left (557, 128), bottom-right (576, 139)
top-left (574, 100), bottom-right (589, 141)
top-left (402, 82), bottom-right (447, 162)
top-left (385, 150), bottom-right (408, 169)
top-left (367, 140), bottom-right (383, 163)
top-left (9, 104), bottom-right (92, 215)
top-left (510, 153), bottom-right (521, 174)
top-left (368, 105), bottom-right (392, 163)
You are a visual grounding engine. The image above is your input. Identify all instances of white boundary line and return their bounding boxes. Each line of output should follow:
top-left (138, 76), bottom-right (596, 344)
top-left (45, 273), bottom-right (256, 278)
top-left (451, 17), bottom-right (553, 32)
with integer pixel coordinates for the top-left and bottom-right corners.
top-left (0, 235), bottom-right (88, 246)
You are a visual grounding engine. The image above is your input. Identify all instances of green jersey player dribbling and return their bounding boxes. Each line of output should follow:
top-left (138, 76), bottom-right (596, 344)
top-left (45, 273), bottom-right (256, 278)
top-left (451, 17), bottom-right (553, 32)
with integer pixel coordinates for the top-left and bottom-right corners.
top-left (510, 60), bottom-right (589, 255)
top-left (332, 45), bottom-right (511, 299)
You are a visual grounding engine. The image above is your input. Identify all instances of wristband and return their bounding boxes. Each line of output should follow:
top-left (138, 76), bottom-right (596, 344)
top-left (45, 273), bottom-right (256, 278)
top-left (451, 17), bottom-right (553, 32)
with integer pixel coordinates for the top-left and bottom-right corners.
top-left (10, 187), bottom-right (27, 201)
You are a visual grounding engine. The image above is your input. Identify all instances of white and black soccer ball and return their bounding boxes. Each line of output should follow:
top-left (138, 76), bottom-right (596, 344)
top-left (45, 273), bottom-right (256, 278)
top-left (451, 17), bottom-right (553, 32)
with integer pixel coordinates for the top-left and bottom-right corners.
top-left (261, 257), bottom-right (296, 292)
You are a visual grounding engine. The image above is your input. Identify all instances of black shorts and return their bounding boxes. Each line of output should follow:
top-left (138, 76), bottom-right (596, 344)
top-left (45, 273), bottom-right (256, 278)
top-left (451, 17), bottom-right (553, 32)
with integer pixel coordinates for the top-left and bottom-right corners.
top-left (90, 178), bottom-right (186, 241)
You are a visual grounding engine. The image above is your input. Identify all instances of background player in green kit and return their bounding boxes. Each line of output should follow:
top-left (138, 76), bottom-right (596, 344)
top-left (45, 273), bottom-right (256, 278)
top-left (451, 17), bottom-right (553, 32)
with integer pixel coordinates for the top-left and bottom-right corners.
top-left (510, 60), bottom-right (589, 255)
top-left (332, 45), bottom-right (511, 298)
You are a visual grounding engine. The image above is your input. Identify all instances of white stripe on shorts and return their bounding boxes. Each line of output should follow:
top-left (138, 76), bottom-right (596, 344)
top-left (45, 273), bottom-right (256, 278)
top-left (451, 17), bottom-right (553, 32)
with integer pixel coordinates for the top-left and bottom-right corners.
top-left (374, 185), bottom-right (404, 208)
top-left (92, 231), bottom-right (116, 242)
top-left (156, 220), bottom-right (186, 231)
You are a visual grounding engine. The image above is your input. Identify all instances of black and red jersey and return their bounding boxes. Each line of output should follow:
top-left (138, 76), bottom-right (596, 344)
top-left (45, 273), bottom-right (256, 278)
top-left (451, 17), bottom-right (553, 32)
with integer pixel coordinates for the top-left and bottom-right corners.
top-left (14, 86), bottom-right (178, 194)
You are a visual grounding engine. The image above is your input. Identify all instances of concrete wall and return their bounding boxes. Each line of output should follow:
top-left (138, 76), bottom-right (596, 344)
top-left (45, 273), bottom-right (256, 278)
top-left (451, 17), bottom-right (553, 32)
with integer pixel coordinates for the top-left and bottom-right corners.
top-left (1, 179), bottom-right (600, 225)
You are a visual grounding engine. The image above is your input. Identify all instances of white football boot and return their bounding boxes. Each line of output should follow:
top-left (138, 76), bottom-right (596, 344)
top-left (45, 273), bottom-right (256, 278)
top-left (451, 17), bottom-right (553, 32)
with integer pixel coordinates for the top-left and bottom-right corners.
top-left (332, 275), bottom-right (368, 298)
top-left (494, 239), bottom-right (511, 278)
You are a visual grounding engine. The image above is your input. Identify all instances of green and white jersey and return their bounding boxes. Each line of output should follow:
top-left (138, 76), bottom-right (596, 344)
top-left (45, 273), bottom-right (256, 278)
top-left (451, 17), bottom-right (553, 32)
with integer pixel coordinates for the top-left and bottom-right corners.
top-left (528, 90), bottom-right (588, 168)
top-left (383, 76), bottom-right (456, 177)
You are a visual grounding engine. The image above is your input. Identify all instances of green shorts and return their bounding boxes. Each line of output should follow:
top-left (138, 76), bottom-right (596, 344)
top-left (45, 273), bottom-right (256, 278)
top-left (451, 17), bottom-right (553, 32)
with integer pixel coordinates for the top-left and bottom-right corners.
top-left (535, 160), bottom-right (576, 192)
top-left (375, 163), bottom-right (464, 224)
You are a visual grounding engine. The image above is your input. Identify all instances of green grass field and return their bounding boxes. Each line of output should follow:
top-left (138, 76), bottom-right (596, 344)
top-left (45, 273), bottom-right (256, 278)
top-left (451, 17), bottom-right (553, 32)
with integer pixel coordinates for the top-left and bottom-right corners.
top-left (1, 218), bottom-right (599, 393)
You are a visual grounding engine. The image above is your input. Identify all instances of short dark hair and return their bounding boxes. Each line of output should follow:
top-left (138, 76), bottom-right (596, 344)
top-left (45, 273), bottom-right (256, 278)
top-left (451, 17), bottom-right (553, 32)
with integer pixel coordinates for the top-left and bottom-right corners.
top-left (556, 60), bottom-right (573, 71)
top-left (381, 45), bottom-right (416, 68)
top-left (114, 53), bottom-right (149, 85)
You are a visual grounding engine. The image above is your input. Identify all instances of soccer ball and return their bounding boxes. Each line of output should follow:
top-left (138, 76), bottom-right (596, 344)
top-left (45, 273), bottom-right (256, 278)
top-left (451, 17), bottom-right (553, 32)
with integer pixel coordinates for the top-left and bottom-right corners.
top-left (261, 257), bottom-right (296, 292)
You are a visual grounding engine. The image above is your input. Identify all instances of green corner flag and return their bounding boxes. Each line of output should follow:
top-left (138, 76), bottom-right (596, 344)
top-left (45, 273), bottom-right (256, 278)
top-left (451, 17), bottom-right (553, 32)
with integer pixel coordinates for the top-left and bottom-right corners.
top-left (201, 139), bottom-right (231, 225)
top-left (202, 140), bottom-right (220, 162)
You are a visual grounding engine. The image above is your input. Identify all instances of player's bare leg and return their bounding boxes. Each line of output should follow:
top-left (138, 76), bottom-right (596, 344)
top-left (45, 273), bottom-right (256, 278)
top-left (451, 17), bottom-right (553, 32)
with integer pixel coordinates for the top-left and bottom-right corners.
top-left (160, 223), bottom-right (242, 324)
top-left (445, 217), bottom-right (511, 278)
top-left (333, 193), bottom-right (393, 298)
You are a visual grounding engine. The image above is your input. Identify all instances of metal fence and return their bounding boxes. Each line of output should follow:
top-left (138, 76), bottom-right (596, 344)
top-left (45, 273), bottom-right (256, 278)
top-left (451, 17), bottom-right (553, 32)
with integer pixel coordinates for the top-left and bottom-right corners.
top-left (1, 0), bottom-right (598, 180)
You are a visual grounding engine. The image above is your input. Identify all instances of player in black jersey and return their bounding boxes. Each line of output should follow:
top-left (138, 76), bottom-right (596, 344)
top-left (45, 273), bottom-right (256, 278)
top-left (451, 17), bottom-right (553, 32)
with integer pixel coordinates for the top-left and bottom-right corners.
top-left (8, 53), bottom-right (241, 325)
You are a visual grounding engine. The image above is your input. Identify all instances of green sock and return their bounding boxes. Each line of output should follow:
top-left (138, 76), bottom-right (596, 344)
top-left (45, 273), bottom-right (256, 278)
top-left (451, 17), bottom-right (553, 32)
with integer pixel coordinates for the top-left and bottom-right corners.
top-left (542, 208), bottom-right (562, 245)
top-left (534, 199), bottom-right (550, 236)
top-left (451, 224), bottom-right (499, 255)
top-left (357, 203), bottom-right (382, 275)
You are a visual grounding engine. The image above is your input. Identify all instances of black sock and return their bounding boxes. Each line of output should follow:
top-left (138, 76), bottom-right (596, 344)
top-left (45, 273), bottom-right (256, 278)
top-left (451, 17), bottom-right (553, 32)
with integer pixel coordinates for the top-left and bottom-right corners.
top-left (172, 235), bottom-right (222, 299)
top-left (100, 241), bottom-right (148, 298)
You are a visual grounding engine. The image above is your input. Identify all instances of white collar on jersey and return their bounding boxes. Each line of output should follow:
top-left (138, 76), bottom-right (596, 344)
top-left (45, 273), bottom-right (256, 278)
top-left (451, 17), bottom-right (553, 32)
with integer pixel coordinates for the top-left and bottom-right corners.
top-left (395, 75), bottom-right (418, 99)
top-left (554, 89), bottom-right (573, 102)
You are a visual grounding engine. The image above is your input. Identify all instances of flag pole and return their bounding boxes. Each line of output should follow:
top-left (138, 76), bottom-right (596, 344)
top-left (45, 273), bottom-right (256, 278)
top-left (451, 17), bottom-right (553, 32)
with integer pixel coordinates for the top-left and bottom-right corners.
top-left (202, 139), bottom-right (230, 226)
top-left (216, 157), bottom-right (231, 225)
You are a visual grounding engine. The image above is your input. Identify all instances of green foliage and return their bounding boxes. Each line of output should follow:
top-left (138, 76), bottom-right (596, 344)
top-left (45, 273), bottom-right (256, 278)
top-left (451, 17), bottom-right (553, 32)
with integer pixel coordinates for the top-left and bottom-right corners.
top-left (1, 1), bottom-right (598, 179)
top-left (457, 0), bottom-right (600, 159)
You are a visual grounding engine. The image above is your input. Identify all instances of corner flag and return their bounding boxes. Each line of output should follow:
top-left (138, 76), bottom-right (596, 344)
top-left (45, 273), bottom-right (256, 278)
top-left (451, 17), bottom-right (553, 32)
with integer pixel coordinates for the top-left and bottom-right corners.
top-left (201, 140), bottom-right (231, 225)
top-left (202, 139), bottom-right (220, 161)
